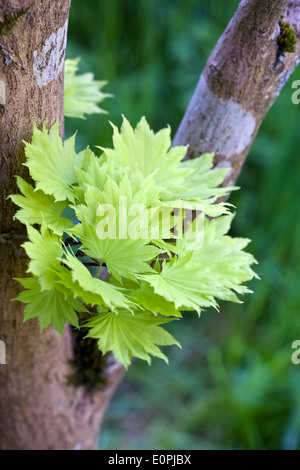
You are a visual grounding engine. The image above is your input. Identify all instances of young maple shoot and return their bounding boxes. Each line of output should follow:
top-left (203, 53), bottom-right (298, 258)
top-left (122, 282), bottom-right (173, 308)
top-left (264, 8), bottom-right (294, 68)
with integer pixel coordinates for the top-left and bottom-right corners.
top-left (64, 57), bottom-right (112, 119)
top-left (10, 61), bottom-right (258, 369)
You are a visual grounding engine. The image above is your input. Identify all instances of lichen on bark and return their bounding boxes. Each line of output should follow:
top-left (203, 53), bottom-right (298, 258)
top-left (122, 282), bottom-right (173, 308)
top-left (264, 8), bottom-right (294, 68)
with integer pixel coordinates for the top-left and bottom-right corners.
top-left (277, 14), bottom-right (298, 55)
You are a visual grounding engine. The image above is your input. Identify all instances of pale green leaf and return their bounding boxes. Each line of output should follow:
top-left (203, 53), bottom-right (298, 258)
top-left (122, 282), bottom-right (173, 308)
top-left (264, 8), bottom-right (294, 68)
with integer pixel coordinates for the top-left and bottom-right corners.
top-left (170, 153), bottom-right (237, 216)
top-left (64, 57), bottom-right (112, 119)
top-left (59, 247), bottom-right (136, 312)
top-left (85, 308), bottom-right (181, 368)
top-left (100, 116), bottom-right (191, 198)
top-left (141, 214), bottom-right (258, 313)
top-left (24, 122), bottom-right (85, 202)
top-left (10, 176), bottom-right (73, 235)
top-left (79, 224), bottom-right (160, 283)
top-left (133, 282), bottom-right (182, 317)
top-left (72, 178), bottom-right (163, 282)
top-left (14, 277), bottom-right (86, 335)
top-left (140, 254), bottom-right (216, 314)
top-left (22, 226), bottom-right (63, 291)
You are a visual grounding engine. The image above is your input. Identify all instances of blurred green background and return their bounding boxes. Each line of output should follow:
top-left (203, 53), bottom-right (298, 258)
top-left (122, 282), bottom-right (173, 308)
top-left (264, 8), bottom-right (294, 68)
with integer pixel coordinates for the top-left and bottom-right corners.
top-left (66, 0), bottom-right (300, 450)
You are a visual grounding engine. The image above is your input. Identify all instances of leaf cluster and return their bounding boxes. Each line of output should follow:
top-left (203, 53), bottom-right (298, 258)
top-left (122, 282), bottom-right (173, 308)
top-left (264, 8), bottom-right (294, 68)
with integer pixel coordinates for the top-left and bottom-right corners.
top-left (10, 116), bottom-right (257, 368)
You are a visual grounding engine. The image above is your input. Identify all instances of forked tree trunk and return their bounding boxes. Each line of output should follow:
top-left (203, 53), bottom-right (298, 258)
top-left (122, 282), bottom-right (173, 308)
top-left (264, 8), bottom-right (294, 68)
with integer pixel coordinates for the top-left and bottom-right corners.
top-left (0, 0), bottom-right (300, 450)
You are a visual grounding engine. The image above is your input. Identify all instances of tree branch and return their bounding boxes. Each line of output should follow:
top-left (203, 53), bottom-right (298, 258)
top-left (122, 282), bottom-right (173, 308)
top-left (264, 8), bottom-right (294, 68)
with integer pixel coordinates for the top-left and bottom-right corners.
top-left (173, 0), bottom-right (300, 186)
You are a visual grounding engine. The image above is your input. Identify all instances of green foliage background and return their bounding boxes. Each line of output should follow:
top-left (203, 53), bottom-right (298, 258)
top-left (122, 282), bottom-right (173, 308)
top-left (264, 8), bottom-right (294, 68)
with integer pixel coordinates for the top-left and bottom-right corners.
top-left (66, 0), bottom-right (300, 450)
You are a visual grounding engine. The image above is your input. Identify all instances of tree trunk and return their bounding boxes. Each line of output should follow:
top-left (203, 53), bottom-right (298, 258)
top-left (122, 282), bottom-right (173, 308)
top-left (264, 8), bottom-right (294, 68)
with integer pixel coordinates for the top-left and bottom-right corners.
top-left (0, 0), bottom-right (124, 450)
top-left (1, 0), bottom-right (300, 450)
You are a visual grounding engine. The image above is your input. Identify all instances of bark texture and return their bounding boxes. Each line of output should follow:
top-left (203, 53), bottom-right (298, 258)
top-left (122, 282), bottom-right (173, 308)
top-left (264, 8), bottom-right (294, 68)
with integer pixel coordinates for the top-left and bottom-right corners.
top-left (0, 0), bottom-right (124, 450)
top-left (173, 0), bottom-right (300, 186)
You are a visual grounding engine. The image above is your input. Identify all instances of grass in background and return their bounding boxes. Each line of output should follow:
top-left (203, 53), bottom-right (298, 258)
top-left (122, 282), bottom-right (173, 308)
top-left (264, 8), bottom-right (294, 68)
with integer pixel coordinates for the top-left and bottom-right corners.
top-left (66, 0), bottom-right (300, 450)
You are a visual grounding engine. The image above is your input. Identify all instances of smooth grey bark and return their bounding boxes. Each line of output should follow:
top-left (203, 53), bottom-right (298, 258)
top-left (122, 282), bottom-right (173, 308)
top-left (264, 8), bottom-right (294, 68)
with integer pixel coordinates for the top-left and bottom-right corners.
top-left (174, 0), bottom-right (300, 187)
